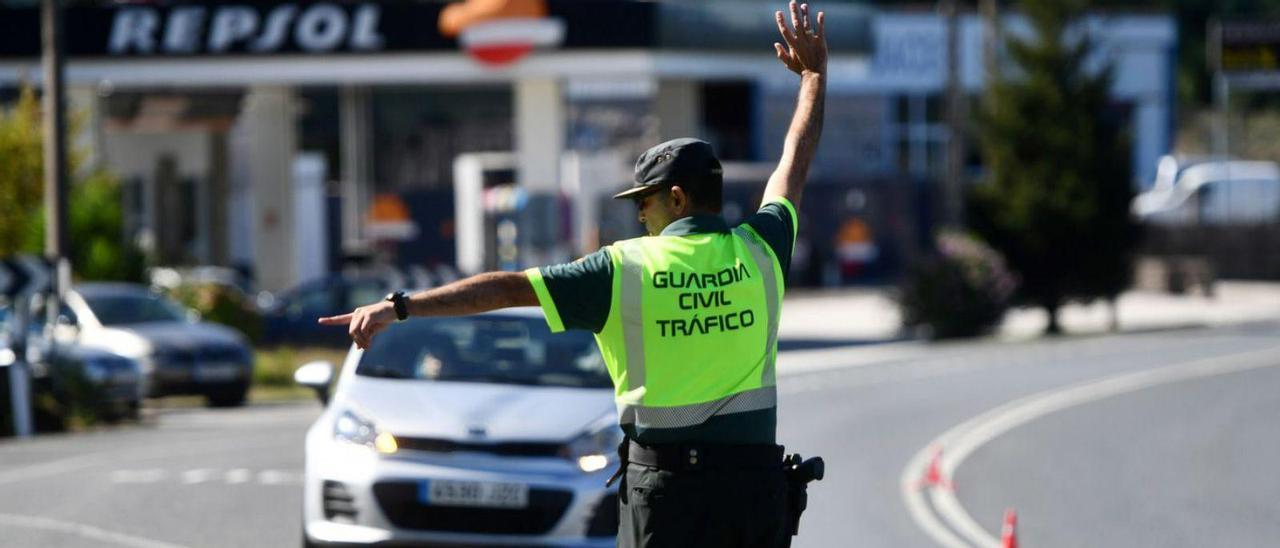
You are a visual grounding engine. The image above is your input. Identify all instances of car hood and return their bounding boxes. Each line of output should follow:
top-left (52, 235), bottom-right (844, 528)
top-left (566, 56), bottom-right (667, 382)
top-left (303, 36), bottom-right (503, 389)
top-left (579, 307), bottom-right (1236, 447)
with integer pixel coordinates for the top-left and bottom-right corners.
top-left (343, 378), bottom-right (615, 443)
top-left (99, 322), bottom-right (246, 353)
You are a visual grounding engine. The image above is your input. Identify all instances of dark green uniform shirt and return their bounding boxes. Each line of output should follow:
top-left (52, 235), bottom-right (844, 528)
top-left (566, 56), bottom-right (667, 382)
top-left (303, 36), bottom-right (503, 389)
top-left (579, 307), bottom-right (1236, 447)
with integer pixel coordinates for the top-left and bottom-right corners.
top-left (537, 200), bottom-right (797, 444)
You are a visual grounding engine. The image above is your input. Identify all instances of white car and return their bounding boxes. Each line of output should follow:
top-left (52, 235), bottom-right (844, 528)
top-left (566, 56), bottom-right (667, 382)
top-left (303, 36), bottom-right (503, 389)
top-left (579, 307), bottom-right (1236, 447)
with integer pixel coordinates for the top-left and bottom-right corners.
top-left (296, 308), bottom-right (621, 547)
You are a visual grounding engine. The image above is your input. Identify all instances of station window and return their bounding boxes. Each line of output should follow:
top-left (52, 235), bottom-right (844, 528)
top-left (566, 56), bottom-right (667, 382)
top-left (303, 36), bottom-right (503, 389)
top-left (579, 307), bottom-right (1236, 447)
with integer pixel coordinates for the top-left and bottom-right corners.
top-left (701, 81), bottom-right (756, 161)
top-left (371, 87), bottom-right (513, 191)
top-left (297, 88), bottom-right (341, 184)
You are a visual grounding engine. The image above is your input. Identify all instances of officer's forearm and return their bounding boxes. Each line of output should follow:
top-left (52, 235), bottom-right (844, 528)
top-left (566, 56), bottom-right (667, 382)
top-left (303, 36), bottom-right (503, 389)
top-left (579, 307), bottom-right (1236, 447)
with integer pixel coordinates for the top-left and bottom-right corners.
top-left (764, 71), bottom-right (826, 208)
top-left (405, 272), bottom-right (539, 317)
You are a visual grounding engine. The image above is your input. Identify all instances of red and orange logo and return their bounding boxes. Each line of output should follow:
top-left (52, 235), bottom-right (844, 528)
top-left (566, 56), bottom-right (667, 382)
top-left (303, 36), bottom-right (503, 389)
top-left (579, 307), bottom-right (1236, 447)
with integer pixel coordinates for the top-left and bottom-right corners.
top-left (439, 0), bottom-right (565, 66)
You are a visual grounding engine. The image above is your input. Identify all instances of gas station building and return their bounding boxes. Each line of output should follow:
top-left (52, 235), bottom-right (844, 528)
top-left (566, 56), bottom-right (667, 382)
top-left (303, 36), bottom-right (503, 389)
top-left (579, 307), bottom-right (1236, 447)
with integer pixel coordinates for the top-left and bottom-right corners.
top-left (0, 1), bottom-right (1175, 292)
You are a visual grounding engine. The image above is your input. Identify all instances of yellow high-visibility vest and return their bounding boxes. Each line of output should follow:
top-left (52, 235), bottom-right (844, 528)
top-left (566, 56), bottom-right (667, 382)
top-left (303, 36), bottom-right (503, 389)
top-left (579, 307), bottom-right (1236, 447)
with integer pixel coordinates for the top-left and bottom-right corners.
top-left (587, 222), bottom-right (785, 433)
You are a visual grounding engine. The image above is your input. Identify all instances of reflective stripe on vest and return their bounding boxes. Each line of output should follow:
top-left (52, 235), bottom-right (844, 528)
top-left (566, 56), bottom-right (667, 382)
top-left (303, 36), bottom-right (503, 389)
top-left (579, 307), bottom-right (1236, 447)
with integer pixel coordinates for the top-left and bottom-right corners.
top-left (612, 228), bottom-right (783, 430)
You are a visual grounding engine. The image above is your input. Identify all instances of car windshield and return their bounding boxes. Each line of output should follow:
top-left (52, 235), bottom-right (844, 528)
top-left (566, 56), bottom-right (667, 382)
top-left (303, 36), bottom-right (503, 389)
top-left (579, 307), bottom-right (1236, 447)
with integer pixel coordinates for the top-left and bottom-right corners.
top-left (356, 315), bottom-right (611, 389)
top-left (83, 293), bottom-right (189, 325)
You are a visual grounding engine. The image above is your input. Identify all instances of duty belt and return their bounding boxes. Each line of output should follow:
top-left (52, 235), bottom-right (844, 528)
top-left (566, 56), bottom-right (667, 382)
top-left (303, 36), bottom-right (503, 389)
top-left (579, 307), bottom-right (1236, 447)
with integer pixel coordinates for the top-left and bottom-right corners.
top-left (607, 439), bottom-right (783, 485)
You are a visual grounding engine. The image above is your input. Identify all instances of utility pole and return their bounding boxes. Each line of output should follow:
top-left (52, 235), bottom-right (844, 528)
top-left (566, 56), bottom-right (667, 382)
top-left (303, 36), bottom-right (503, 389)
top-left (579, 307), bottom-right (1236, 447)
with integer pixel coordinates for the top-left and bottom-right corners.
top-left (942, 0), bottom-right (965, 229)
top-left (30, 0), bottom-right (70, 439)
top-left (43, 0), bottom-right (68, 262)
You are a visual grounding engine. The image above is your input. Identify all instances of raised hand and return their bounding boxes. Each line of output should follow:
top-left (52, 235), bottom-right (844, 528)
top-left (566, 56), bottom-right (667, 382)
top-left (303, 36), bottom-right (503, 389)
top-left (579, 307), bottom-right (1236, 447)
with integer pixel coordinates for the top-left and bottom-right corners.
top-left (774, 1), bottom-right (827, 76)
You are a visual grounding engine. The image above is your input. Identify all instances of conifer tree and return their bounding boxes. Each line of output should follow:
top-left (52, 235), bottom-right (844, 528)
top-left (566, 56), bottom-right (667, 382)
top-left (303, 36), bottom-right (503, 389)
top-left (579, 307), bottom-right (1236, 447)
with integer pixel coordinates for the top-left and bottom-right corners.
top-left (969, 0), bottom-right (1138, 333)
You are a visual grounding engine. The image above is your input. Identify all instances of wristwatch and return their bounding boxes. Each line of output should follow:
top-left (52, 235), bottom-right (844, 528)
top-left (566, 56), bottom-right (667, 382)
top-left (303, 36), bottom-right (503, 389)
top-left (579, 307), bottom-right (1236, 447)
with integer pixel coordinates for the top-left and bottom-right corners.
top-left (384, 291), bottom-right (409, 322)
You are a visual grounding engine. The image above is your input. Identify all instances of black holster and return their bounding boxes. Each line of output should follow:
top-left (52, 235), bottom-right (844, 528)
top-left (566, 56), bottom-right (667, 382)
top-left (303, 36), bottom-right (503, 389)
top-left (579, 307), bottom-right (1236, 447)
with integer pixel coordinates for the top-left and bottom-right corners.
top-left (606, 437), bottom-right (629, 489)
top-left (782, 453), bottom-right (825, 539)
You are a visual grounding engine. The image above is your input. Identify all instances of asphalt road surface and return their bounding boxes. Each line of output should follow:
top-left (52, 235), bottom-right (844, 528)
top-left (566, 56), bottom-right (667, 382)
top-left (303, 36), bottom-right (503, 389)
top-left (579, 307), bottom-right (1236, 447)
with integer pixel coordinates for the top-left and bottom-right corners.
top-left (1, 322), bottom-right (1277, 548)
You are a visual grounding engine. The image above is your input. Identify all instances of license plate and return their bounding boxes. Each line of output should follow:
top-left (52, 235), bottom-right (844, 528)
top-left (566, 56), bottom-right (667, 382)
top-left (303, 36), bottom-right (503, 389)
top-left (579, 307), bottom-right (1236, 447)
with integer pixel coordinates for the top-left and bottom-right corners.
top-left (419, 479), bottom-right (529, 508)
top-left (111, 371), bottom-right (139, 384)
top-left (194, 363), bottom-right (241, 382)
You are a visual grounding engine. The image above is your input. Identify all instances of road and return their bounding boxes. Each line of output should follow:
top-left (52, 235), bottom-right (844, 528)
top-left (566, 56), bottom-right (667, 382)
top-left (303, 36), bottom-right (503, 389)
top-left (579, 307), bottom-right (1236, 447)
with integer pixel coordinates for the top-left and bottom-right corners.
top-left (1, 322), bottom-right (1277, 547)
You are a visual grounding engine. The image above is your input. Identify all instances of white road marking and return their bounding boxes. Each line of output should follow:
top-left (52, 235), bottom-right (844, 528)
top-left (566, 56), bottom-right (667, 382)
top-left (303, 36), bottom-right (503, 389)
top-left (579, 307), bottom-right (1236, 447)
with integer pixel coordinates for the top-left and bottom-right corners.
top-left (0, 435), bottom-right (296, 487)
top-left (109, 469), bottom-right (168, 484)
top-left (224, 468), bottom-right (252, 484)
top-left (901, 344), bottom-right (1280, 548)
top-left (106, 468), bottom-right (303, 486)
top-left (0, 513), bottom-right (190, 548)
top-left (258, 469), bottom-right (304, 485)
top-left (179, 469), bottom-right (217, 485)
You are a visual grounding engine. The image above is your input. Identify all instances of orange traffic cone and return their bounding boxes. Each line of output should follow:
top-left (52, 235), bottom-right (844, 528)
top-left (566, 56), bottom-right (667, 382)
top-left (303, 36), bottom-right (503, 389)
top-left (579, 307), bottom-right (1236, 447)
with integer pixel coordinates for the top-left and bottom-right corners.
top-left (915, 445), bottom-right (953, 491)
top-left (1001, 508), bottom-right (1018, 548)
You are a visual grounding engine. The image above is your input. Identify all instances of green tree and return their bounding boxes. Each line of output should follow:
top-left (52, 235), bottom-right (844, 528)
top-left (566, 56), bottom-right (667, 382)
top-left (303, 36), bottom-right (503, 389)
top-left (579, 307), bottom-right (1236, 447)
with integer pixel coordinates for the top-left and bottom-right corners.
top-left (969, 0), bottom-right (1138, 334)
top-left (0, 84), bottom-right (145, 282)
top-left (0, 86), bottom-right (44, 256)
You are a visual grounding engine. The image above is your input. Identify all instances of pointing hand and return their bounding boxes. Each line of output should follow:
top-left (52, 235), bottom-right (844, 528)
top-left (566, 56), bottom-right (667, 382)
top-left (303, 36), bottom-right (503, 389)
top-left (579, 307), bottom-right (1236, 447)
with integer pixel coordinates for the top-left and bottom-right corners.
top-left (317, 301), bottom-right (397, 350)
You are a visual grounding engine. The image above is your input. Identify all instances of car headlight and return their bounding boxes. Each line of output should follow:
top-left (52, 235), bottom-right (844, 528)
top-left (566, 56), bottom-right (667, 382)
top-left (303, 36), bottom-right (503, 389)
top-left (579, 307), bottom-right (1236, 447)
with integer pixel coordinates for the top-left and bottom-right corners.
top-left (562, 414), bottom-right (623, 473)
top-left (333, 409), bottom-right (398, 455)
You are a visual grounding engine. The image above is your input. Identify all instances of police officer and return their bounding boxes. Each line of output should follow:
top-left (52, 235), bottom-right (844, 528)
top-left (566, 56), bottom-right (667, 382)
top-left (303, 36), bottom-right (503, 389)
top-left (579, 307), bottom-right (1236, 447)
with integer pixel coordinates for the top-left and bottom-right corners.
top-left (320, 2), bottom-right (826, 545)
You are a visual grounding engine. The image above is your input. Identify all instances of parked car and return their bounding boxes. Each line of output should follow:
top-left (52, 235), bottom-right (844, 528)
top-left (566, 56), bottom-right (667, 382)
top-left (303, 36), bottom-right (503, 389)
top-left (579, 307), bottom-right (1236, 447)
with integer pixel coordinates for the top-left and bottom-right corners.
top-left (43, 343), bottom-right (144, 421)
top-left (2, 308), bottom-right (143, 421)
top-left (296, 308), bottom-right (620, 547)
top-left (261, 275), bottom-right (393, 348)
top-left (1132, 155), bottom-right (1280, 225)
top-left (54, 283), bottom-right (255, 407)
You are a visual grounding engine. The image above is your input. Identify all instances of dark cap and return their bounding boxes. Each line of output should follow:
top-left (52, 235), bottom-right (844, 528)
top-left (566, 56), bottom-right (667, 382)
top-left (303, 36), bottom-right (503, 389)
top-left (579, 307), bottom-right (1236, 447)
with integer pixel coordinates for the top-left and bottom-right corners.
top-left (613, 138), bottom-right (723, 200)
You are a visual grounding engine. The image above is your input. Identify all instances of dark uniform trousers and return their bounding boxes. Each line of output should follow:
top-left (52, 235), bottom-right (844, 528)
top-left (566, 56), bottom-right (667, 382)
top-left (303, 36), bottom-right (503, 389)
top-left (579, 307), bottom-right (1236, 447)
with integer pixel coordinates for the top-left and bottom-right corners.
top-left (618, 461), bottom-right (788, 547)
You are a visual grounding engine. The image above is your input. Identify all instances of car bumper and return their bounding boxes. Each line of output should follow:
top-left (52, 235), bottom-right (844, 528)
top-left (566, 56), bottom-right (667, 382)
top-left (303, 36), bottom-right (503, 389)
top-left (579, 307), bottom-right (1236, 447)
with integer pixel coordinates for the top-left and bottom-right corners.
top-left (148, 364), bottom-right (251, 396)
top-left (303, 441), bottom-right (618, 547)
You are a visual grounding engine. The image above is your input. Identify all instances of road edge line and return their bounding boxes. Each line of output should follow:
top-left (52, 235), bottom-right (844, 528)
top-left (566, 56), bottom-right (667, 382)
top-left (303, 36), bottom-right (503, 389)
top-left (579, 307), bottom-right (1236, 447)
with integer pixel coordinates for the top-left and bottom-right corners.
top-left (0, 513), bottom-right (190, 548)
top-left (902, 344), bottom-right (1280, 547)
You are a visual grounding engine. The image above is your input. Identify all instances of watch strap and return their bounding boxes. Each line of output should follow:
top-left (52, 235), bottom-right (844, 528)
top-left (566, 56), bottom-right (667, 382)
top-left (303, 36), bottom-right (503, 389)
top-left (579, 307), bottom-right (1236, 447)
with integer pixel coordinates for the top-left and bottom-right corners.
top-left (387, 291), bottom-right (409, 321)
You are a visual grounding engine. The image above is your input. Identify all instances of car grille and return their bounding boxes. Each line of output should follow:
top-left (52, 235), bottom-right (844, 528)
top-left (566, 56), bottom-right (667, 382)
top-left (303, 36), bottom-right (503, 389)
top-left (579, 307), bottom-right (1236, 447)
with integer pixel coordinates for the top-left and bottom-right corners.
top-left (372, 481), bottom-right (572, 535)
top-left (158, 346), bottom-right (246, 366)
top-left (394, 437), bottom-right (563, 458)
top-left (585, 492), bottom-right (619, 537)
top-left (322, 481), bottom-right (358, 523)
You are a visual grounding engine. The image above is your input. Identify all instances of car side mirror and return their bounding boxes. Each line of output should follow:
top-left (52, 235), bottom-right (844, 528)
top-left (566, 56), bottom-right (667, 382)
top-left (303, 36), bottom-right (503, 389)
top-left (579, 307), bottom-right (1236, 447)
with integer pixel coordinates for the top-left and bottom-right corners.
top-left (294, 360), bottom-right (334, 406)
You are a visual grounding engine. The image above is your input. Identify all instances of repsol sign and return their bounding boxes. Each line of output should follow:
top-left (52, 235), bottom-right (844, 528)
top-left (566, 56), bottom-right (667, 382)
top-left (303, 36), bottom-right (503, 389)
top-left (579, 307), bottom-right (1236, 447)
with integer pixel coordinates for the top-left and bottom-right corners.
top-left (0, 1), bottom-right (654, 59)
top-left (108, 3), bottom-right (385, 55)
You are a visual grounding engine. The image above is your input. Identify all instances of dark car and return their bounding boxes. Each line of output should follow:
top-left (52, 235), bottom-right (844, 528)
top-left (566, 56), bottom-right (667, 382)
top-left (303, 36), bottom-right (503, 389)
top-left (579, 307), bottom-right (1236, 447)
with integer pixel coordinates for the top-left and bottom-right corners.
top-left (261, 275), bottom-right (392, 347)
top-left (43, 344), bottom-right (144, 420)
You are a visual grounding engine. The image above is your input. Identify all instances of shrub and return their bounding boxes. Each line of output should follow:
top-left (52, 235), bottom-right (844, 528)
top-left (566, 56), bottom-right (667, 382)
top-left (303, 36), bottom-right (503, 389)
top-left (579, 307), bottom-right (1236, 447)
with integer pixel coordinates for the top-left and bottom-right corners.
top-left (164, 282), bottom-right (264, 344)
top-left (899, 232), bottom-right (1018, 340)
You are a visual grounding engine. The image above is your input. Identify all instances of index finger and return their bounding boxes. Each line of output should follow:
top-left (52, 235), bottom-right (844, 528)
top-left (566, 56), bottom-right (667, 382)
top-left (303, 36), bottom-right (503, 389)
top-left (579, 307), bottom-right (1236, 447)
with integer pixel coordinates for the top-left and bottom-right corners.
top-left (317, 313), bottom-right (354, 325)
top-left (817, 11), bottom-right (825, 39)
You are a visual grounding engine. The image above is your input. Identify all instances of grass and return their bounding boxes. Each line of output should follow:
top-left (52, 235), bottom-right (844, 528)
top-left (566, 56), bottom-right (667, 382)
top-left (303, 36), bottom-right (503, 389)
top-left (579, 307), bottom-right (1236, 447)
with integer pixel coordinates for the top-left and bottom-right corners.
top-left (141, 346), bottom-right (347, 408)
top-left (253, 346), bottom-right (349, 388)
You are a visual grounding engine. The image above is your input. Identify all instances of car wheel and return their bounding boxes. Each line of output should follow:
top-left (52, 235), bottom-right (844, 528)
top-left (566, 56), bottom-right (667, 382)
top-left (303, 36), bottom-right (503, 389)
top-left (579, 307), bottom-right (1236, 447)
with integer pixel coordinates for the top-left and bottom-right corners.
top-left (125, 400), bottom-right (141, 420)
top-left (206, 385), bottom-right (248, 407)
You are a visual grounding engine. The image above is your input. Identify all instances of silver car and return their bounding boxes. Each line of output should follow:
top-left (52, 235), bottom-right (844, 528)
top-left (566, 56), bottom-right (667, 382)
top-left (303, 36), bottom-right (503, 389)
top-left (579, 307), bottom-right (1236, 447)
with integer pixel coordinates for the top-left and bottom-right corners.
top-left (297, 308), bottom-right (620, 547)
top-left (56, 283), bottom-right (255, 407)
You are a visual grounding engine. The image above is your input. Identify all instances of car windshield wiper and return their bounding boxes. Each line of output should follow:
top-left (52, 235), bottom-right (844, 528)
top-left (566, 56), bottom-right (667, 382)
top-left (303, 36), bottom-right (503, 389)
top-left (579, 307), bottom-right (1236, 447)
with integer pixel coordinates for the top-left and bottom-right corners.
top-left (358, 364), bottom-right (410, 379)
top-left (434, 373), bottom-right (543, 386)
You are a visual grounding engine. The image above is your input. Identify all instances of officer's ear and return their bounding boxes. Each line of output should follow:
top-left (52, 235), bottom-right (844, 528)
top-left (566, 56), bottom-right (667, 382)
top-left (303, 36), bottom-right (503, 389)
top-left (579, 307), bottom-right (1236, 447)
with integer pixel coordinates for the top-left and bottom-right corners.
top-left (668, 185), bottom-right (690, 215)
